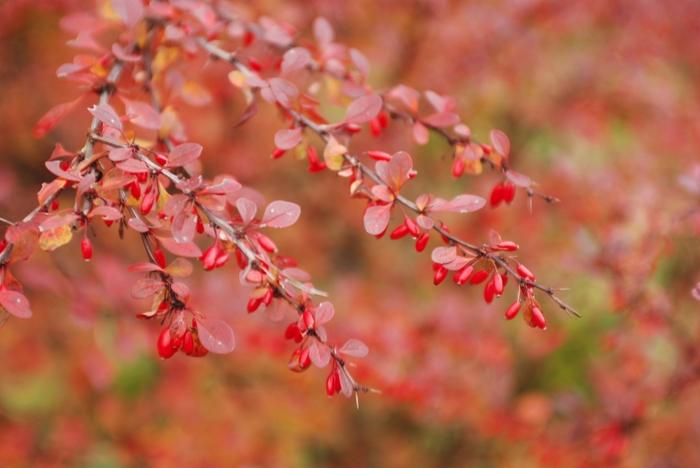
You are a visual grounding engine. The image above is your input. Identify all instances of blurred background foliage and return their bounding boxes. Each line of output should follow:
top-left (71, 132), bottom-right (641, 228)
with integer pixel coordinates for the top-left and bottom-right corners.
top-left (1, 0), bottom-right (700, 466)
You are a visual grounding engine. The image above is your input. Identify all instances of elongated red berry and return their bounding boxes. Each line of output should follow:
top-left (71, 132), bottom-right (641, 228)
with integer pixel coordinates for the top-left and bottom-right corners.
top-left (451, 156), bottom-right (465, 178)
top-left (367, 150), bottom-right (392, 161)
top-left (81, 237), bottom-right (93, 261)
top-left (531, 306), bottom-right (547, 329)
top-left (257, 234), bottom-right (277, 253)
top-left (247, 296), bottom-right (263, 313)
top-left (302, 309), bottom-right (315, 330)
top-left (370, 117), bottom-right (382, 137)
top-left (235, 248), bottom-right (248, 269)
top-left (516, 264), bottom-right (535, 280)
top-left (493, 273), bottom-right (504, 295)
top-left (154, 248), bottom-right (166, 269)
top-left (483, 281), bottom-right (495, 304)
top-left (140, 188), bottom-right (155, 215)
top-left (284, 322), bottom-right (303, 343)
top-left (505, 301), bottom-right (521, 320)
top-left (272, 148), bottom-right (286, 159)
top-left (326, 370), bottom-right (340, 396)
top-left (182, 330), bottom-right (194, 355)
top-left (453, 265), bottom-right (474, 285)
top-left (130, 181), bottom-right (141, 199)
top-left (262, 288), bottom-right (274, 306)
top-left (503, 182), bottom-right (516, 203)
top-left (433, 265), bottom-right (448, 285)
top-left (495, 241), bottom-right (518, 251)
top-left (469, 269), bottom-right (489, 285)
top-left (157, 327), bottom-right (177, 359)
top-left (490, 183), bottom-right (504, 207)
top-left (390, 224), bottom-right (410, 240)
top-left (415, 232), bottom-right (430, 252)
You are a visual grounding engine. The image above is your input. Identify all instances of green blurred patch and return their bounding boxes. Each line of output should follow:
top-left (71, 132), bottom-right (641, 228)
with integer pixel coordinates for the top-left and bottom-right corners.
top-left (0, 370), bottom-right (65, 417)
top-left (112, 355), bottom-right (159, 400)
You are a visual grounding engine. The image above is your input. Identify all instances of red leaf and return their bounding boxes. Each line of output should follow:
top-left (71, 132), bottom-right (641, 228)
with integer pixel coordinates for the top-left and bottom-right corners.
top-left (274, 128), bottom-right (302, 150)
top-left (158, 237), bottom-right (202, 258)
top-left (345, 93), bottom-right (383, 124)
top-left (33, 95), bottom-right (84, 138)
top-left (45, 160), bottom-right (82, 182)
top-left (0, 290), bottom-right (32, 319)
top-left (198, 319), bottom-right (236, 354)
top-left (363, 203), bottom-right (392, 235)
top-left (262, 201), bottom-right (300, 228)
top-left (88, 103), bottom-right (122, 131)
top-left (167, 142), bottom-right (202, 167)
top-left (131, 278), bottom-right (164, 299)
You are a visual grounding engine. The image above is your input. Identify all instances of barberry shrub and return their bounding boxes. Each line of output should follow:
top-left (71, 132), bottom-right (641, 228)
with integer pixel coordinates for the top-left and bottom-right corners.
top-left (0, 0), bottom-right (576, 401)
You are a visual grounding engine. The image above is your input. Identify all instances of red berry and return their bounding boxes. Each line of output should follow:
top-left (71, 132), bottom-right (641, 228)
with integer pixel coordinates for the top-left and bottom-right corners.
top-left (493, 273), bottom-right (504, 295)
top-left (367, 150), bottom-right (392, 161)
top-left (483, 281), bottom-right (495, 304)
top-left (257, 234), bottom-right (277, 253)
top-left (80, 237), bottom-right (93, 261)
top-left (516, 264), bottom-right (535, 280)
top-left (154, 248), bottom-right (166, 269)
top-left (390, 224), bottom-right (410, 240)
top-left (495, 241), bottom-right (518, 251)
top-left (182, 330), bottom-right (194, 355)
top-left (530, 306), bottom-right (547, 330)
top-left (129, 181), bottom-right (141, 199)
top-left (490, 183), bottom-right (504, 207)
top-left (502, 182), bottom-right (516, 203)
top-left (433, 265), bottom-right (448, 285)
top-left (272, 148), bottom-right (286, 159)
top-left (157, 327), bottom-right (177, 359)
top-left (451, 156), bottom-right (465, 178)
top-left (453, 265), bottom-right (474, 285)
top-left (469, 269), bottom-right (489, 285)
top-left (284, 322), bottom-right (303, 343)
top-left (247, 296), bottom-right (263, 313)
top-left (505, 301), bottom-right (521, 320)
top-left (302, 309), bottom-right (315, 330)
top-left (403, 216), bottom-right (419, 237)
top-left (415, 232), bottom-right (430, 252)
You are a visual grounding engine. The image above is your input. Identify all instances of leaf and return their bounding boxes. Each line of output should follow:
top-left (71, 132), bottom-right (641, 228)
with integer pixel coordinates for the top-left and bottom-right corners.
top-left (127, 217), bottom-right (149, 233)
top-left (116, 159), bottom-right (149, 174)
top-left (313, 17), bottom-right (334, 44)
top-left (112, 0), bottom-right (144, 27)
top-left (198, 319), bottom-right (236, 354)
top-left (165, 258), bottom-right (193, 278)
top-left (376, 151), bottom-right (413, 192)
top-left (281, 47), bottom-right (312, 75)
top-left (38, 224), bottom-right (73, 251)
top-left (33, 95), bottom-right (84, 138)
top-left (45, 160), bottom-right (82, 182)
top-left (388, 84), bottom-right (420, 113)
top-left (274, 128), bottom-right (303, 150)
top-left (345, 93), bottom-right (382, 124)
top-left (431, 246), bottom-right (457, 264)
top-left (430, 194), bottom-right (486, 213)
top-left (0, 291), bottom-right (32, 319)
top-left (201, 177), bottom-right (241, 195)
top-left (506, 170), bottom-right (532, 188)
top-left (363, 203), bottom-right (392, 236)
top-left (158, 237), bottom-right (202, 258)
top-left (339, 339), bottom-right (369, 358)
top-left (693, 283), bottom-right (700, 301)
top-left (323, 137), bottom-right (346, 171)
top-left (108, 147), bottom-right (132, 162)
top-left (315, 301), bottom-right (335, 325)
top-left (167, 142), bottom-right (202, 168)
top-left (89, 205), bottom-right (122, 221)
top-left (236, 197), bottom-right (258, 225)
top-left (128, 262), bottom-right (164, 273)
top-left (131, 278), bottom-right (164, 299)
top-left (490, 129), bottom-right (510, 158)
top-left (422, 111), bottom-right (459, 128)
top-left (262, 201), bottom-right (300, 228)
top-left (171, 211), bottom-right (196, 244)
top-left (88, 103), bottom-right (122, 131)
top-left (121, 97), bottom-right (161, 130)
top-left (308, 340), bottom-right (331, 368)
top-left (413, 122), bottom-right (429, 145)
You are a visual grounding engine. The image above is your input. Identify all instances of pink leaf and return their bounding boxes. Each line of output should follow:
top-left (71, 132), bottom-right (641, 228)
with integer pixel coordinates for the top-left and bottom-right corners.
top-left (376, 151), bottom-right (413, 192)
top-left (171, 212), bottom-right (196, 244)
top-left (128, 262), bottom-right (164, 273)
top-left (388, 85), bottom-right (420, 112)
top-left (45, 160), bottom-right (82, 182)
top-left (198, 319), bottom-right (236, 354)
top-left (121, 97), bottom-right (161, 130)
top-left (345, 93), bottom-right (382, 124)
top-left (111, 43), bottom-right (141, 62)
top-left (131, 278), bottom-right (164, 299)
top-left (167, 142), bottom-right (202, 168)
top-left (339, 339), bottom-right (369, 358)
top-left (236, 197), bottom-right (258, 225)
top-left (490, 129), bottom-right (510, 158)
top-left (158, 237), bottom-right (202, 258)
top-left (0, 290), bottom-right (32, 319)
top-left (308, 340), bottom-right (331, 368)
top-left (112, 0), bottom-right (144, 27)
top-left (431, 246), bottom-right (457, 264)
top-left (262, 201), bottom-right (300, 228)
top-left (88, 103), bottom-right (122, 131)
top-left (33, 95), bottom-right (85, 138)
top-left (108, 147), bottom-right (132, 162)
top-left (506, 170), bottom-right (532, 188)
top-left (281, 47), bottom-right (312, 75)
top-left (692, 283), bottom-right (700, 301)
top-left (413, 122), bottom-right (429, 145)
top-left (422, 112), bottom-right (459, 128)
top-left (363, 203), bottom-right (392, 235)
top-left (127, 217), bottom-right (149, 233)
top-left (117, 159), bottom-right (149, 174)
top-left (313, 17), bottom-right (334, 44)
top-left (89, 205), bottom-right (123, 221)
top-left (430, 194), bottom-right (486, 213)
top-left (274, 128), bottom-right (302, 150)
top-left (315, 301), bottom-right (335, 325)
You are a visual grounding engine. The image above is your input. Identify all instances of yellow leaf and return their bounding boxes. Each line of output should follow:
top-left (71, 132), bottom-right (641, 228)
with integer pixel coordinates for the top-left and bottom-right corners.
top-left (39, 225), bottom-right (73, 252)
top-left (228, 70), bottom-right (246, 88)
top-left (181, 81), bottom-right (212, 106)
top-left (323, 137), bottom-right (346, 172)
top-left (154, 47), bottom-right (180, 73)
